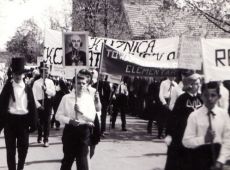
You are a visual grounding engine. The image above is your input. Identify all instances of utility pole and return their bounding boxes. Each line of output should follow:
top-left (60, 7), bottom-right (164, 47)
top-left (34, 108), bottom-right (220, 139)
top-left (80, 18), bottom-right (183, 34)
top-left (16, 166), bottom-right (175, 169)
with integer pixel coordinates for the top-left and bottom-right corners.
top-left (104, 0), bottom-right (108, 37)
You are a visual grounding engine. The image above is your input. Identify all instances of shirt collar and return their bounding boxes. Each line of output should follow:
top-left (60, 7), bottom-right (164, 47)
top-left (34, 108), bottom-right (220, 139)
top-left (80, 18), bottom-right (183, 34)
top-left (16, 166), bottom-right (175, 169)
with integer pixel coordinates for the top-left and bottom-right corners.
top-left (187, 92), bottom-right (197, 97)
top-left (12, 80), bottom-right (25, 88)
top-left (201, 105), bottom-right (218, 116)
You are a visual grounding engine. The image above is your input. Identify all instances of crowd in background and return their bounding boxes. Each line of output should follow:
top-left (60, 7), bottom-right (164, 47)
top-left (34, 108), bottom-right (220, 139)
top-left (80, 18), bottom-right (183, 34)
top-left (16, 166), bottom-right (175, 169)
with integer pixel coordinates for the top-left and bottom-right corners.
top-left (1, 60), bottom-right (230, 170)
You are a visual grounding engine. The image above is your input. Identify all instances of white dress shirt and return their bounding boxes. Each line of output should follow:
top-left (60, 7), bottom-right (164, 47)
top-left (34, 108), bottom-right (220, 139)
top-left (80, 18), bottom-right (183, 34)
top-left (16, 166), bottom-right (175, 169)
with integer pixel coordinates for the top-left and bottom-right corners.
top-left (218, 83), bottom-right (229, 112)
top-left (182, 105), bottom-right (230, 164)
top-left (32, 77), bottom-right (56, 107)
top-left (159, 79), bottom-right (177, 105)
top-left (116, 82), bottom-right (129, 96)
top-left (169, 81), bottom-right (184, 110)
top-left (8, 80), bottom-right (28, 115)
top-left (55, 90), bottom-right (96, 125)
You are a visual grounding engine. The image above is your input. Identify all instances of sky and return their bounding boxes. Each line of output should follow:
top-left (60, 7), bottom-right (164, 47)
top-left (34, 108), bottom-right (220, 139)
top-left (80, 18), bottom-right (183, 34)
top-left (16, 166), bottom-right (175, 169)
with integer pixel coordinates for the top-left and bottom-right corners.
top-left (0, 0), bottom-right (71, 51)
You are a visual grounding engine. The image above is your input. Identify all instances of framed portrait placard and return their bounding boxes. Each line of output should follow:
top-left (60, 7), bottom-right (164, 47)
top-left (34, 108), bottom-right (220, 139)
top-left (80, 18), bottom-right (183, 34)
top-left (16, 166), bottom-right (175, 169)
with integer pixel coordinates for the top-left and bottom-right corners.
top-left (63, 31), bottom-right (89, 67)
top-left (63, 31), bottom-right (89, 78)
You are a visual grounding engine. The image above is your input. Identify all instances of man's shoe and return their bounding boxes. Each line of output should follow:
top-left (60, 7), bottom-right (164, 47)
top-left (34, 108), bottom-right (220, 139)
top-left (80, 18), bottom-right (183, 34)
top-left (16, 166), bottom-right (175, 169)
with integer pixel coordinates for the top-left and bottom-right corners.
top-left (43, 142), bottom-right (49, 147)
top-left (122, 128), bottom-right (127, 131)
top-left (37, 138), bottom-right (42, 143)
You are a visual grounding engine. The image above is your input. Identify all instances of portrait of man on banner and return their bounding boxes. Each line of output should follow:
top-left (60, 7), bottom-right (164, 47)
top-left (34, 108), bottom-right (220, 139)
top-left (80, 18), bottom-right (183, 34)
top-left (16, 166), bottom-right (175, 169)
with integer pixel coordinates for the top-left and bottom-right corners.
top-left (63, 32), bottom-right (89, 66)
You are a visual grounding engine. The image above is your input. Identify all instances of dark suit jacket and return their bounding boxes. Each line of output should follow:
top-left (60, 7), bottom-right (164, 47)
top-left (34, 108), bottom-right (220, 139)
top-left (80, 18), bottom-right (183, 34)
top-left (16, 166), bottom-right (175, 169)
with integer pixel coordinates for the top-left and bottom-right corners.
top-left (0, 79), bottom-right (38, 132)
top-left (65, 50), bottom-right (86, 66)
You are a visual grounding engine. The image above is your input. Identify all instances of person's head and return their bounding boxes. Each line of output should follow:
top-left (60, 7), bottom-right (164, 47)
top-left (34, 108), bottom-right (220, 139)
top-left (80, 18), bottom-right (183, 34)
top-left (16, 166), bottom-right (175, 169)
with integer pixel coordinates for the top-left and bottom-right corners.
top-left (201, 81), bottom-right (221, 110)
top-left (70, 34), bottom-right (82, 50)
top-left (168, 76), bottom-right (175, 81)
top-left (38, 62), bottom-right (48, 77)
top-left (182, 73), bottom-right (201, 94)
top-left (72, 69), bottom-right (92, 93)
top-left (11, 57), bottom-right (25, 83)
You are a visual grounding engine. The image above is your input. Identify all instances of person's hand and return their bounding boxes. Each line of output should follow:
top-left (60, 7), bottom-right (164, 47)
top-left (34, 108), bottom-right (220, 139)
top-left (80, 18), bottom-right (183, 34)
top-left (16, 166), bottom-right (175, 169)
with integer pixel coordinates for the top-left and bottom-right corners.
top-left (164, 135), bottom-right (172, 146)
top-left (210, 161), bottom-right (223, 170)
top-left (69, 119), bottom-right (79, 127)
top-left (205, 127), bottom-right (216, 143)
top-left (87, 122), bottom-right (94, 127)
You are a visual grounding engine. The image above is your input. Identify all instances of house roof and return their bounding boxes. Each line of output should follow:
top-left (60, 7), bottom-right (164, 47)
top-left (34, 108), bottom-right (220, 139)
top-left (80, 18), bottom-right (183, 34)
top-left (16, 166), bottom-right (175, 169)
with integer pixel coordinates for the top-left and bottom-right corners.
top-left (123, 2), bottom-right (230, 39)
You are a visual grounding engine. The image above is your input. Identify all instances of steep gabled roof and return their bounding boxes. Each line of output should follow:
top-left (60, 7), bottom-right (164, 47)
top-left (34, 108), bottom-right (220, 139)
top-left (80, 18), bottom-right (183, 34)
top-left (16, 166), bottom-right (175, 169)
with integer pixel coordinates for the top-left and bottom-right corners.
top-left (123, 2), bottom-right (230, 39)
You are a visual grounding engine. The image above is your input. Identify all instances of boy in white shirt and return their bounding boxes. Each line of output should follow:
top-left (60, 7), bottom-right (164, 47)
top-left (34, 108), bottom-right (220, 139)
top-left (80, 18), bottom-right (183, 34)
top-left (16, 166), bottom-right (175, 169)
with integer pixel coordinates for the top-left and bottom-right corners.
top-left (183, 81), bottom-right (230, 170)
top-left (56, 69), bottom-right (101, 170)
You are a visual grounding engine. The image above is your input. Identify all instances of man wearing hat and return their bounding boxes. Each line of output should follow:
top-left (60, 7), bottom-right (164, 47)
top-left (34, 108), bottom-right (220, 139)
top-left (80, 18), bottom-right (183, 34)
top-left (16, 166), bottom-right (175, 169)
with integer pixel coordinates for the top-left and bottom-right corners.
top-left (0, 57), bottom-right (38, 170)
top-left (32, 62), bottom-right (56, 147)
top-left (164, 72), bottom-right (203, 170)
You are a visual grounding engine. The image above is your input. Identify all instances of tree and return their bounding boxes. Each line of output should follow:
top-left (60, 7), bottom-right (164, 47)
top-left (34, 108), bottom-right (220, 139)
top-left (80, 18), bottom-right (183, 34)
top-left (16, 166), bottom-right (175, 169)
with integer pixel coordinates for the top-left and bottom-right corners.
top-left (72, 0), bottom-right (131, 39)
top-left (45, 0), bottom-right (72, 31)
top-left (6, 19), bottom-right (43, 63)
top-left (177, 0), bottom-right (230, 34)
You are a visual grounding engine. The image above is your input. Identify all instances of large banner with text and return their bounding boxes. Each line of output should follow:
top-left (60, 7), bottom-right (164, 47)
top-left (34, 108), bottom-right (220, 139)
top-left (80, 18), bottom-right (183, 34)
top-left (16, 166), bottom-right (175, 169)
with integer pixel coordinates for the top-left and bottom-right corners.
top-left (43, 29), bottom-right (179, 70)
top-left (101, 44), bottom-right (178, 77)
top-left (202, 38), bottom-right (230, 82)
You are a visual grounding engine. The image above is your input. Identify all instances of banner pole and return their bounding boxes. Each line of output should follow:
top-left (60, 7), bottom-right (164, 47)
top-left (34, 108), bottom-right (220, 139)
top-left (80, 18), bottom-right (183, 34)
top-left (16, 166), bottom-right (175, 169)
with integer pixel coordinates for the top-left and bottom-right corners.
top-left (95, 42), bottom-right (105, 92)
top-left (75, 69), bottom-right (78, 119)
top-left (42, 61), bottom-right (45, 107)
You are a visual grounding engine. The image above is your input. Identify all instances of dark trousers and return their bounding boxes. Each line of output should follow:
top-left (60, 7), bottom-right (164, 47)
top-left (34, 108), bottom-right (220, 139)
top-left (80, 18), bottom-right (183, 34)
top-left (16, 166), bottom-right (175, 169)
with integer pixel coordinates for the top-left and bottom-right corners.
top-left (60, 124), bottom-right (91, 170)
top-left (147, 120), bottom-right (154, 134)
top-left (51, 107), bottom-right (60, 129)
top-left (4, 114), bottom-right (29, 170)
top-left (37, 98), bottom-right (52, 142)
top-left (157, 99), bottom-right (170, 138)
top-left (100, 104), bottom-right (108, 133)
top-left (165, 144), bottom-right (192, 170)
top-left (111, 106), bottom-right (126, 129)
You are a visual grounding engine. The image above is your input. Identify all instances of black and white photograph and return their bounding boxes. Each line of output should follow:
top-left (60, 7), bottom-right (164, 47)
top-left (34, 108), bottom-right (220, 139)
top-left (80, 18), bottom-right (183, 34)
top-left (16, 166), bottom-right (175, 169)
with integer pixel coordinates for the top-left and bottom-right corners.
top-left (1, 0), bottom-right (230, 170)
top-left (63, 32), bottom-right (89, 67)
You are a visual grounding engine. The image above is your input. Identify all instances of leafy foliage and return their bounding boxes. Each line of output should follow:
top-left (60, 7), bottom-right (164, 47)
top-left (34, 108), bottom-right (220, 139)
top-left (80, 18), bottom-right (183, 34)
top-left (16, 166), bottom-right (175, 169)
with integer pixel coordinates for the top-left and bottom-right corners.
top-left (72, 0), bottom-right (131, 39)
top-left (6, 19), bottom-right (43, 63)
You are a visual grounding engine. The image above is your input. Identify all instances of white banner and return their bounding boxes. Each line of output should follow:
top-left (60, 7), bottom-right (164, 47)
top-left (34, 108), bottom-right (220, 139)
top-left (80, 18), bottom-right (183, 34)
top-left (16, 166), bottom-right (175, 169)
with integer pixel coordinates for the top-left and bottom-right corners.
top-left (43, 29), bottom-right (63, 66)
top-left (201, 38), bottom-right (230, 82)
top-left (43, 29), bottom-right (179, 68)
top-left (89, 36), bottom-right (179, 68)
top-left (179, 36), bottom-right (202, 70)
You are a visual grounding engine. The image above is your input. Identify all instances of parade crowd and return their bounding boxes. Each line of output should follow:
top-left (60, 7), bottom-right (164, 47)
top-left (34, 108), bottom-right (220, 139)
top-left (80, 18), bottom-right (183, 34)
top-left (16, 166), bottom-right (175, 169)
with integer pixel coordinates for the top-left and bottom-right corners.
top-left (0, 57), bottom-right (230, 170)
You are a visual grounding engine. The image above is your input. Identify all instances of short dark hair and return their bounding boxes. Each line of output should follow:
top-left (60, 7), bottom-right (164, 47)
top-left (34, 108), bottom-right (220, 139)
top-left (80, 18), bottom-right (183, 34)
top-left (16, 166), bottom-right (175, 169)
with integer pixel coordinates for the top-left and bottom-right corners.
top-left (201, 81), bottom-right (220, 95)
top-left (72, 69), bottom-right (92, 84)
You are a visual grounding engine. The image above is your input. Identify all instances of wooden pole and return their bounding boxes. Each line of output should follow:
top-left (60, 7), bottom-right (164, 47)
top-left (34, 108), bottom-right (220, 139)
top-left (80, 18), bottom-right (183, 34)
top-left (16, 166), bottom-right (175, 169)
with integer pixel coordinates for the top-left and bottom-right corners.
top-left (42, 61), bottom-right (45, 107)
top-left (75, 69), bottom-right (78, 119)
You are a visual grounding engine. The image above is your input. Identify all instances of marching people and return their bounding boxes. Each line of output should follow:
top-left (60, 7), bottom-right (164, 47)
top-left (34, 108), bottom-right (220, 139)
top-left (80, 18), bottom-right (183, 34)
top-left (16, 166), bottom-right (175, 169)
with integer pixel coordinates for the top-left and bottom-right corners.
top-left (111, 78), bottom-right (129, 131)
top-left (164, 73), bottom-right (202, 170)
top-left (51, 79), bottom-right (69, 130)
top-left (146, 80), bottom-right (161, 134)
top-left (55, 69), bottom-right (101, 170)
top-left (0, 58), bottom-right (38, 170)
top-left (97, 74), bottom-right (111, 137)
top-left (32, 62), bottom-right (56, 147)
top-left (158, 77), bottom-right (177, 139)
top-left (88, 68), bottom-right (102, 158)
top-left (182, 81), bottom-right (230, 170)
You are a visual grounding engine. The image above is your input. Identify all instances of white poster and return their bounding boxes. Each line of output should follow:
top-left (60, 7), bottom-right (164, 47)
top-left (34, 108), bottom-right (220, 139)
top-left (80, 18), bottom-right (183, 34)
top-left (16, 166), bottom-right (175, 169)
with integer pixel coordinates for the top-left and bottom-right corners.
top-left (201, 38), bottom-right (230, 82)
